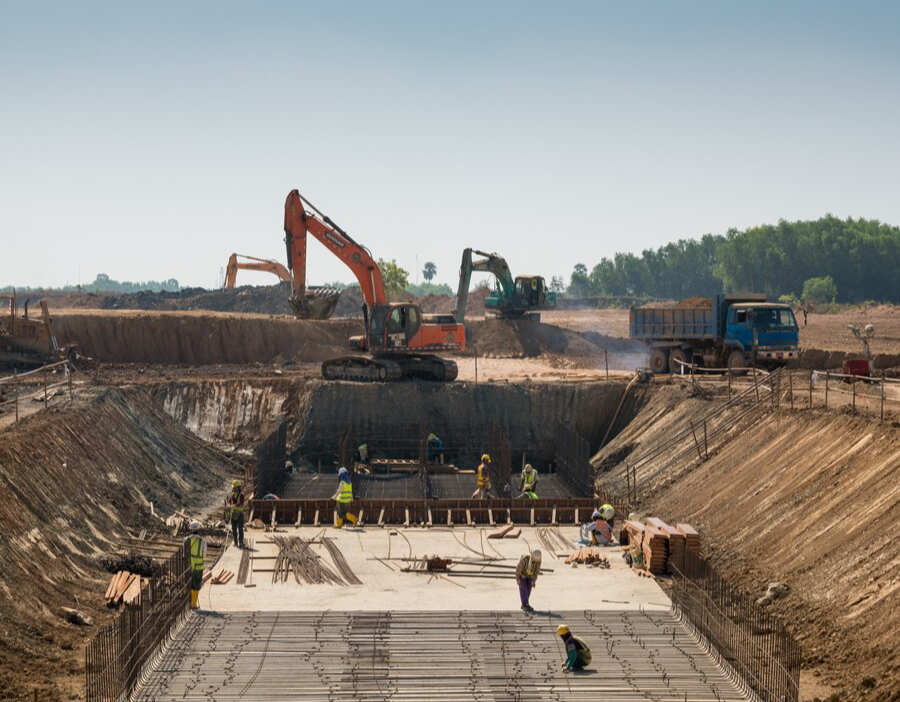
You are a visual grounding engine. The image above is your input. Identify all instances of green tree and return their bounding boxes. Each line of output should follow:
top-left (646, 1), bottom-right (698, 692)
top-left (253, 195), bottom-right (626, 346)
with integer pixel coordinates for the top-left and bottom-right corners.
top-left (568, 263), bottom-right (593, 297)
top-left (801, 276), bottom-right (837, 304)
top-left (422, 261), bottom-right (437, 282)
top-left (377, 259), bottom-right (410, 297)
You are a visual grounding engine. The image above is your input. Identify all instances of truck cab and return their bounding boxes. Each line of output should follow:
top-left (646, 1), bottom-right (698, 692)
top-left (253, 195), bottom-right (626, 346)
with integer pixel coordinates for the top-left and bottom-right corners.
top-left (725, 303), bottom-right (799, 364)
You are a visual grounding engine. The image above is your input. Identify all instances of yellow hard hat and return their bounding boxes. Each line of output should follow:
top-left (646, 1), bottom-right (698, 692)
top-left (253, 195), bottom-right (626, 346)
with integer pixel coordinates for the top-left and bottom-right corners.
top-left (557, 625), bottom-right (570, 636)
top-left (428, 433), bottom-right (436, 441)
top-left (481, 454), bottom-right (491, 463)
top-left (232, 480), bottom-right (241, 487)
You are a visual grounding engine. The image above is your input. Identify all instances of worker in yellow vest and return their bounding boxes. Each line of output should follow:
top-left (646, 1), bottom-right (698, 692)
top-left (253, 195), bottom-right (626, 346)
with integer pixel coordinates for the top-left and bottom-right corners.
top-left (557, 625), bottom-right (592, 672)
top-left (184, 521), bottom-right (207, 611)
top-left (600, 503), bottom-right (615, 529)
top-left (226, 480), bottom-right (246, 548)
top-left (333, 467), bottom-right (359, 528)
top-left (519, 463), bottom-right (538, 498)
top-left (471, 454), bottom-right (494, 499)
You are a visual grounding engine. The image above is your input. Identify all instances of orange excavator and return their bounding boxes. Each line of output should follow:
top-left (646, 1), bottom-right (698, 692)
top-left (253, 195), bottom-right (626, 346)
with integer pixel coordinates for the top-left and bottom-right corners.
top-left (223, 253), bottom-right (292, 290)
top-left (284, 189), bottom-right (465, 381)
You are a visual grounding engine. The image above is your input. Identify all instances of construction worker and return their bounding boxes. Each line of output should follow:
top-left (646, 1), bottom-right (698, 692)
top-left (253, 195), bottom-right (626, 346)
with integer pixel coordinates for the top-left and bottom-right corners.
top-left (557, 625), bottom-right (592, 672)
top-left (516, 549), bottom-right (542, 613)
top-left (333, 467), bottom-right (359, 528)
top-left (519, 463), bottom-right (538, 498)
top-left (226, 480), bottom-right (246, 548)
top-left (357, 443), bottom-right (370, 468)
top-left (285, 459), bottom-right (295, 476)
top-left (471, 454), bottom-right (494, 499)
top-left (581, 510), bottom-right (613, 546)
top-left (427, 433), bottom-right (444, 464)
top-left (600, 503), bottom-right (615, 529)
top-left (185, 521), bottom-right (206, 611)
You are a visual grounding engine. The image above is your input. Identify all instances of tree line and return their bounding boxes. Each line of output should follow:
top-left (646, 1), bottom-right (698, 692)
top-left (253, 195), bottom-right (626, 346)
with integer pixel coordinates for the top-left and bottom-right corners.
top-left (2, 273), bottom-right (181, 296)
top-left (568, 216), bottom-right (900, 304)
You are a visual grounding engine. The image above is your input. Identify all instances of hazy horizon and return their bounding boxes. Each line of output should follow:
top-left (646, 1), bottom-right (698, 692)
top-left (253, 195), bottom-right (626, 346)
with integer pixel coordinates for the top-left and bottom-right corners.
top-left (3, 0), bottom-right (899, 290)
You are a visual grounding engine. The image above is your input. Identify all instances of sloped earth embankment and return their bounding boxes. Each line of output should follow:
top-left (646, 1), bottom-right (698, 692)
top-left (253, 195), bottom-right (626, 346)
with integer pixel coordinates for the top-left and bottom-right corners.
top-left (0, 389), bottom-right (233, 702)
top-left (594, 384), bottom-right (900, 701)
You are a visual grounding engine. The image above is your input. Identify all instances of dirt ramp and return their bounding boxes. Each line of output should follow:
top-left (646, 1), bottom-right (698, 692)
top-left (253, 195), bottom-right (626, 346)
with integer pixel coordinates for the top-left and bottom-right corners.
top-left (0, 388), bottom-right (232, 700)
top-left (53, 310), bottom-right (354, 365)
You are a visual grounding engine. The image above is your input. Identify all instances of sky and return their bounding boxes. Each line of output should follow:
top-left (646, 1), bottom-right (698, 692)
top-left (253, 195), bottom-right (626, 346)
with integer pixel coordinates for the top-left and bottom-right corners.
top-left (2, 0), bottom-right (899, 290)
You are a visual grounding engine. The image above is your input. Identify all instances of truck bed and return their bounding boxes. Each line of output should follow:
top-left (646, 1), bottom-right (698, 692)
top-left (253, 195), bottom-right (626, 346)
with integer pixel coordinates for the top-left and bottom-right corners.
top-left (630, 307), bottom-right (717, 341)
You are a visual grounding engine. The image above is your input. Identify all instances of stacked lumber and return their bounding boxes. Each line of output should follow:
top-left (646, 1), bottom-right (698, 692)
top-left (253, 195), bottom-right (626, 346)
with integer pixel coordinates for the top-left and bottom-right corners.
top-left (676, 524), bottom-right (703, 557)
top-left (209, 569), bottom-right (234, 585)
top-left (642, 525), bottom-right (669, 575)
top-left (564, 548), bottom-right (610, 568)
top-left (104, 571), bottom-right (144, 607)
top-left (647, 518), bottom-right (686, 574)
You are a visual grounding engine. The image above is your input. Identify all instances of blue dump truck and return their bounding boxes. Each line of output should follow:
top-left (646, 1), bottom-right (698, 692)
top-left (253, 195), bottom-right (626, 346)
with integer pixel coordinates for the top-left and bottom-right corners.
top-left (630, 293), bottom-right (800, 374)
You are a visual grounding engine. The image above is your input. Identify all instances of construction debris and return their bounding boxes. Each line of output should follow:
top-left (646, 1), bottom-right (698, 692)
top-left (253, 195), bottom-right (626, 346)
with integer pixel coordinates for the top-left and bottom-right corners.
top-left (269, 535), bottom-right (359, 586)
top-left (104, 571), bottom-right (144, 607)
top-left (564, 548), bottom-right (610, 568)
top-left (210, 569), bottom-right (234, 585)
top-left (60, 607), bottom-right (93, 626)
top-left (98, 552), bottom-right (160, 578)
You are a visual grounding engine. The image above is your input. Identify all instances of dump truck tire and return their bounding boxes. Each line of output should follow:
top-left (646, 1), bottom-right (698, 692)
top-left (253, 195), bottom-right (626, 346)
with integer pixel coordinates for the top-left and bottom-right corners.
top-left (649, 348), bottom-right (669, 375)
top-left (727, 350), bottom-right (749, 377)
top-left (669, 348), bottom-right (689, 374)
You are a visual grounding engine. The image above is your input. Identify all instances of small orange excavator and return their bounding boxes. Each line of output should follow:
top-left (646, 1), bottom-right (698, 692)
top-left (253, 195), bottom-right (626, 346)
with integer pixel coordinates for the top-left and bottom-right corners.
top-left (223, 253), bottom-right (292, 290)
top-left (284, 189), bottom-right (465, 381)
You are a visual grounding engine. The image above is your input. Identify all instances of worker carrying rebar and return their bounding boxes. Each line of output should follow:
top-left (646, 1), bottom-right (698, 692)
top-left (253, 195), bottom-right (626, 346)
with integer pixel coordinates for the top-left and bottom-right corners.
top-left (516, 548), bottom-right (542, 613)
top-left (333, 467), bottom-right (359, 529)
top-left (185, 521), bottom-right (206, 611)
top-left (557, 625), bottom-right (592, 672)
top-left (427, 433), bottom-right (444, 464)
top-left (471, 453), bottom-right (495, 499)
top-left (226, 480), bottom-right (246, 549)
top-left (581, 510), bottom-right (613, 546)
top-left (519, 463), bottom-right (538, 498)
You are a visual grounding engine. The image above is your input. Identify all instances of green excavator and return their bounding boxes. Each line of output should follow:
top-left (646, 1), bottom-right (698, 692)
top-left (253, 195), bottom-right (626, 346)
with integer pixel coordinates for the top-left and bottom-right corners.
top-left (453, 248), bottom-right (556, 322)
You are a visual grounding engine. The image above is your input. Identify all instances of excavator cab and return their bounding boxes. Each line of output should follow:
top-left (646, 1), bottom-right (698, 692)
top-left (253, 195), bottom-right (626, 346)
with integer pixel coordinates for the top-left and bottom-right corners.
top-left (514, 276), bottom-right (549, 309)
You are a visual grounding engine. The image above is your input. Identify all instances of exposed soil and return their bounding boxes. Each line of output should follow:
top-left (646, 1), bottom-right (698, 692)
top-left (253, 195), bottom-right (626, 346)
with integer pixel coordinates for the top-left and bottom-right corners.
top-left (594, 383), bottom-right (900, 701)
top-left (0, 389), bottom-right (233, 701)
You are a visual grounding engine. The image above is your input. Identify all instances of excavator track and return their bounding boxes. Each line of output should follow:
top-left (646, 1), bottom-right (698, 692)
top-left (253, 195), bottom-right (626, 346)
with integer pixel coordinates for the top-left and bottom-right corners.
top-left (320, 355), bottom-right (457, 382)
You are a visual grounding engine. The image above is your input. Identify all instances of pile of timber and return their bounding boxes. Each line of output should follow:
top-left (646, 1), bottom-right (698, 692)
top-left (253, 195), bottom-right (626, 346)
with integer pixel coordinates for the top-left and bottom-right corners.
top-left (104, 571), bottom-right (143, 607)
top-left (564, 548), bottom-right (610, 568)
top-left (624, 519), bottom-right (702, 576)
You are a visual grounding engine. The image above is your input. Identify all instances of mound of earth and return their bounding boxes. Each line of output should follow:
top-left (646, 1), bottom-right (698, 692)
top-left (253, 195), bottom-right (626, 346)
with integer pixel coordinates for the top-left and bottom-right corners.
top-left (0, 388), bottom-right (233, 701)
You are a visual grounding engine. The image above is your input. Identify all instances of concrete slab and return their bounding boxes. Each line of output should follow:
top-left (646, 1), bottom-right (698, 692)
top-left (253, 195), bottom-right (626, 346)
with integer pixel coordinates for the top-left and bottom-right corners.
top-left (201, 526), bottom-right (670, 613)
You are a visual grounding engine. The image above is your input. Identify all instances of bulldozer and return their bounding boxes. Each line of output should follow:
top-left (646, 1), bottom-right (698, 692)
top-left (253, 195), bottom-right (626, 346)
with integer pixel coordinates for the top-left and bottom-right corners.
top-left (453, 248), bottom-right (556, 322)
top-left (0, 293), bottom-right (76, 368)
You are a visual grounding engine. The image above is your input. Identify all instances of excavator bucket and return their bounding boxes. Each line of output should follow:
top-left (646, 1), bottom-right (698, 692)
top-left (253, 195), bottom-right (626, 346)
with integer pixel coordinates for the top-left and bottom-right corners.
top-left (289, 287), bottom-right (342, 320)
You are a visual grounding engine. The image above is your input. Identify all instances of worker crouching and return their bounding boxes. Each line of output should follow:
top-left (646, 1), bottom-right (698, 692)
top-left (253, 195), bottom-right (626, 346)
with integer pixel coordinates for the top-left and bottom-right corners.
top-left (333, 467), bottom-right (359, 528)
top-left (185, 521), bottom-right (206, 611)
top-left (516, 549), bottom-right (542, 613)
top-left (557, 625), bottom-right (592, 672)
top-left (519, 463), bottom-right (538, 499)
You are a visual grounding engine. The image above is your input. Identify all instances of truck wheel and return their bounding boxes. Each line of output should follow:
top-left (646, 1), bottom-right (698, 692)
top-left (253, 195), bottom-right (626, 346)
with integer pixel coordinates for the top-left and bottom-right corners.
top-left (669, 348), bottom-right (689, 375)
top-left (649, 348), bottom-right (669, 375)
top-left (727, 350), bottom-right (749, 377)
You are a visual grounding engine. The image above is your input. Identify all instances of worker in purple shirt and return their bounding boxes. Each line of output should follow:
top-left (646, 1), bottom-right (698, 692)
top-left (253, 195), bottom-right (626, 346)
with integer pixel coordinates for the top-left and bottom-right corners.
top-left (515, 549), bottom-right (542, 613)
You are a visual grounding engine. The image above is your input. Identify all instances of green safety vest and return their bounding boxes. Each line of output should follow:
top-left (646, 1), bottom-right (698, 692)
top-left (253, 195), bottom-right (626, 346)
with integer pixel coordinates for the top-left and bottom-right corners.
top-left (523, 471), bottom-right (537, 488)
top-left (337, 481), bottom-right (353, 504)
top-left (189, 535), bottom-right (204, 572)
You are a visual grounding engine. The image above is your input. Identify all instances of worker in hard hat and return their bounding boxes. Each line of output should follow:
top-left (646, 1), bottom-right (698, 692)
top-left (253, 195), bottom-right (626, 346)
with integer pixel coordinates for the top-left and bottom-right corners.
top-left (332, 467), bottom-right (359, 529)
top-left (226, 480), bottom-right (246, 549)
top-left (557, 625), bottom-right (592, 672)
top-left (285, 459), bottom-right (295, 476)
top-left (581, 510), bottom-right (613, 546)
top-left (427, 433), bottom-right (444, 464)
top-left (184, 521), bottom-right (207, 611)
top-left (515, 549), bottom-right (542, 613)
top-left (599, 503), bottom-right (615, 528)
top-left (519, 463), bottom-right (538, 499)
top-left (471, 454), bottom-right (494, 499)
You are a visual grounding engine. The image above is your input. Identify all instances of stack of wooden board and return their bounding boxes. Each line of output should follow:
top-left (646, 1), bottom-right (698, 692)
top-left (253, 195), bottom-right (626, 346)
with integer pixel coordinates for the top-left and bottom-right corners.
top-left (104, 571), bottom-right (143, 607)
top-left (647, 518), bottom-right (686, 574)
top-left (642, 525), bottom-right (669, 575)
top-left (676, 524), bottom-right (703, 557)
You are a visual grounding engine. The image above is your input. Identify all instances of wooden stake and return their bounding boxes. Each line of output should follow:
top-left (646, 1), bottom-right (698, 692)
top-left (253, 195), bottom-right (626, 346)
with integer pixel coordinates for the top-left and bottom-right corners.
top-left (789, 372), bottom-right (794, 410)
top-left (14, 369), bottom-right (19, 423)
top-left (825, 372), bottom-right (829, 409)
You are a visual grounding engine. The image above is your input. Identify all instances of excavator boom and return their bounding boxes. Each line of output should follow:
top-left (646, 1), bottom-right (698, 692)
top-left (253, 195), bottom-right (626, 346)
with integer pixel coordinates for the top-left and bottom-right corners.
top-left (224, 253), bottom-right (292, 290)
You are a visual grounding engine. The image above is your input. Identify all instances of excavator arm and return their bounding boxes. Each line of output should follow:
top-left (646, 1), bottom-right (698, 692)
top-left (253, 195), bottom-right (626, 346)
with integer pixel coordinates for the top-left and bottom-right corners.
top-left (453, 248), bottom-right (516, 323)
top-left (224, 254), bottom-right (292, 290)
top-left (284, 190), bottom-right (388, 318)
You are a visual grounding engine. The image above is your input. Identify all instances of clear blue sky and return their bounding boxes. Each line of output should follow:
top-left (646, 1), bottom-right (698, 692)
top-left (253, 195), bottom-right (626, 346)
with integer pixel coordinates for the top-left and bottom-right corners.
top-left (2, 1), bottom-right (899, 290)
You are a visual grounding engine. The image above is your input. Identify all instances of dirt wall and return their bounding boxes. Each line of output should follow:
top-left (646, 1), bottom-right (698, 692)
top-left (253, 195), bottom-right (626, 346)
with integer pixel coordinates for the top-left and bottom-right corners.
top-left (595, 384), bottom-right (900, 701)
top-left (0, 389), bottom-right (233, 701)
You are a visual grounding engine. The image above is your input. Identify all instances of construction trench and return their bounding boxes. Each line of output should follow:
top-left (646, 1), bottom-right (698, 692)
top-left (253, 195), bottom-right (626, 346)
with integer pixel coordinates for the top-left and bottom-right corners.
top-left (3, 342), bottom-right (900, 701)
